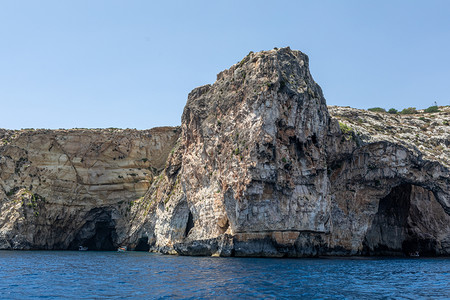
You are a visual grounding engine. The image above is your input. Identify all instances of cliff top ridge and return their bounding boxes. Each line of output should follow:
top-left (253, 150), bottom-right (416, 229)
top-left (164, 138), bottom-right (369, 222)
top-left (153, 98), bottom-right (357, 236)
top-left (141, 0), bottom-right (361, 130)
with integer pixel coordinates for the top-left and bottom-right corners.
top-left (329, 105), bottom-right (450, 167)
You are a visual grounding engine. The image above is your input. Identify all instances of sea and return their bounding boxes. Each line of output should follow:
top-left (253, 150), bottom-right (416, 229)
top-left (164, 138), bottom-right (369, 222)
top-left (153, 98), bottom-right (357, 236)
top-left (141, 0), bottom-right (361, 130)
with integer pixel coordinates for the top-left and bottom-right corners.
top-left (0, 251), bottom-right (448, 299)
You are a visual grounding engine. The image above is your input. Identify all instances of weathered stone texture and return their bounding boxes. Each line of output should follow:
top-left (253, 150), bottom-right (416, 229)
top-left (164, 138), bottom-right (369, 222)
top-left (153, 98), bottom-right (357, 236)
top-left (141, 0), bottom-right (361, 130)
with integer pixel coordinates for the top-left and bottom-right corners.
top-left (1, 47), bottom-right (449, 257)
top-left (0, 127), bottom-right (180, 249)
top-left (140, 48), bottom-right (449, 257)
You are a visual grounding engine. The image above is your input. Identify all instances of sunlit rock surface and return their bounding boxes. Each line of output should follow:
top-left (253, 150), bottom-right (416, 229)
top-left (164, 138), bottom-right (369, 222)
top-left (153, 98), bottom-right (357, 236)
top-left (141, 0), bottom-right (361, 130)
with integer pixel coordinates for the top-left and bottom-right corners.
top-left (1, 47), bottom-right (449, 256)
top-left (0, 127), bottom-right (180, 250)
top-left (141, 48), bottom-right (449, 257)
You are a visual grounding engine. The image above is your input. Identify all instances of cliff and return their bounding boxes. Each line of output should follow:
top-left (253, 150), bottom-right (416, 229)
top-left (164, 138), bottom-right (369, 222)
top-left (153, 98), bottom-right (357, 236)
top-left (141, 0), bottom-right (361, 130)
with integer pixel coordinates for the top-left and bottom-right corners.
top-left (1, 47), bottom-right (449, 256)
top-left (0, 127), bottom-right (180, 249)
top-left (328, 106), bottom-right (450, 168)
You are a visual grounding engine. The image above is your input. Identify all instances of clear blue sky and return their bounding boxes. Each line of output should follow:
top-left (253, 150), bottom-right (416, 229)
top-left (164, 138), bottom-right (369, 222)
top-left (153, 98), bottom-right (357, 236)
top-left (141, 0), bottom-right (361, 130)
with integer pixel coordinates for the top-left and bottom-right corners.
top-left (1, 1), bottom-right (449, 129)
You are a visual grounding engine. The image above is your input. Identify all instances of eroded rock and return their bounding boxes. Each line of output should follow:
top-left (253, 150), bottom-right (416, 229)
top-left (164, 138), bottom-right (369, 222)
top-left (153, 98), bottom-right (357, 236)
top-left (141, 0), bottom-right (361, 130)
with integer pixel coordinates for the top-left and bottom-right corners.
top-left (1, 48), bottom-right (449, 257)
top-left (145, 47), bottom-right (449, 257)
top-left (0, 127), bottom-right (180, 250)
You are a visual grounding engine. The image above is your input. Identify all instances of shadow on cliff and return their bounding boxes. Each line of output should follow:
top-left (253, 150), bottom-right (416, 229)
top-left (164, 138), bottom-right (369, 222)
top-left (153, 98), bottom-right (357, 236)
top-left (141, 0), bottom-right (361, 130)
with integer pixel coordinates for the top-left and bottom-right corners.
top-left (68, 208), bottom-right (118, 251)
top-left (363, 184), bottom-right (450, 256)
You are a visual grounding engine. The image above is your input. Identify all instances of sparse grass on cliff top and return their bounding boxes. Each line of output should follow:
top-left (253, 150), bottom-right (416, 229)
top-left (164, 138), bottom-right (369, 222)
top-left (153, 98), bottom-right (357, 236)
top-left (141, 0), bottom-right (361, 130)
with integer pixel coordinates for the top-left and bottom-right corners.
top-left (365, 105), bottom-right (446, 115)
top-left (329, 105), bottom-right (450, 168)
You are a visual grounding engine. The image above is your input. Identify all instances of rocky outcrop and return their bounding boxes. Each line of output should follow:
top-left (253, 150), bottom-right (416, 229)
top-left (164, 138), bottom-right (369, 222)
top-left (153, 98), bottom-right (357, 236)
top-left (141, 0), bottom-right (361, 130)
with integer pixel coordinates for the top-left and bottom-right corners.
top-left (327, 106), bottom-right (450, 255)
top-left (139, 47), bottom-right (449, 257)
top-left (0, 127), bottom-right (180, 249)
top-left (328, 142), bottom-right (450, 256)
top-left (1, 47), bottom-right (449, 256)
top-left (328, 106), bottom-right (450, 167)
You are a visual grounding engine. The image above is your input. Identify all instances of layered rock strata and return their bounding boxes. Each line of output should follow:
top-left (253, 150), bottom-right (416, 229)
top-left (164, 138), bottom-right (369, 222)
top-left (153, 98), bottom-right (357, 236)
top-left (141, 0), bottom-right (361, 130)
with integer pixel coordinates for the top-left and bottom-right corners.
top-left (1, 47), bottom-right (449, 256)
top-left (328, 106), bottom-right (450, 167)
top-left (0, 127), bottom-right (180, 249)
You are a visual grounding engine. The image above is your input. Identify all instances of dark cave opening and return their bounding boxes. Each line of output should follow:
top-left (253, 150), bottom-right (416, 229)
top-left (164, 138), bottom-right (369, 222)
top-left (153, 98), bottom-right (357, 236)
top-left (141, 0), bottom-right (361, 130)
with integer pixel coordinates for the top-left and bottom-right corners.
top-left (69, 209), bottom-right (118, 251)
top-left (134, 237), bottom-right (150, 251)
top-left (402, 238), bottom-right (438, 256)
top-left (184, 211), bottom-right (194, 237)
top-left (311, 133), bottom-right (318, 146)
top-left (83, 221), bottom-right (117, 251)
top-left (363, 184), bottom-right (440, 256)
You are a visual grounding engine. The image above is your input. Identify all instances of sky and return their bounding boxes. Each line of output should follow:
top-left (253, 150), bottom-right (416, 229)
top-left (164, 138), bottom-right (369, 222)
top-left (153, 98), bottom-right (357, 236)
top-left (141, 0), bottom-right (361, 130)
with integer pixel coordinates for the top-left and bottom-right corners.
top-left (1, 0), bottom-right (449, 130)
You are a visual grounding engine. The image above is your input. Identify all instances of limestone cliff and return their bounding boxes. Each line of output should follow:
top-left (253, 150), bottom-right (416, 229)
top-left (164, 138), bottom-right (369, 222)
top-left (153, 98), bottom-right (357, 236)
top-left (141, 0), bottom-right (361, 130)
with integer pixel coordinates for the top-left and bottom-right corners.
top-left (328, 106), bottom-right (450, 168)
top-left (140, 48), bottom-right (449, 257)
top-left (1, 47), bottom-right (449, 256)
top-left (0, 127), bottom-right (180, 249)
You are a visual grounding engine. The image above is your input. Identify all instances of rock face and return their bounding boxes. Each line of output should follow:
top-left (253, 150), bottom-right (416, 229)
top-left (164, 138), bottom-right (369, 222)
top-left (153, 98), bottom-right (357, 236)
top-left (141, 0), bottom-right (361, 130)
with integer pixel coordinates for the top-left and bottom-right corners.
top-left (328, 105), bottom-right (450, 168)
top-left (140, 48), bottom-right (449, 257)
top-left (0, 127), bottom-right (180, 249)
top-left (1, 47), bottom-right (449, 256)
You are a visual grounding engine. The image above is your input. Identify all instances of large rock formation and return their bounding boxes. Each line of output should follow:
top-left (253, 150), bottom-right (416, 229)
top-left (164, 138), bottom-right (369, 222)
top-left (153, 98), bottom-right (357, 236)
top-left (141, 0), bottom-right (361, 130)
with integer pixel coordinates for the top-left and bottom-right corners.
top-left (142, 48), bottom-right (449, 257)
top-left (1, 47), bottom-right (449, 256)
top-left (328, 106), bottom-right (450, 255)
top-left (328, 105), bottom-right (450, 168)
top-left (0, 127), bottom-right (180, 249)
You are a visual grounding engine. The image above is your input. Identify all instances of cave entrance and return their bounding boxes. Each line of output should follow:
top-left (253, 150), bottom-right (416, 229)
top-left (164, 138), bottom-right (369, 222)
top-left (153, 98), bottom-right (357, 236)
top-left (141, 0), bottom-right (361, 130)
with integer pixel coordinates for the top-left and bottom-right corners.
top-left (363, 184), bottom-right (442, 256)
top-left (134, 237), bottom-right (150, 252)
top-left (83, 220), bottom-right (116, 251)
top-left (184, 211), bottom-right (194, 237)
top-left (69, 209), bottom-right (118, 251)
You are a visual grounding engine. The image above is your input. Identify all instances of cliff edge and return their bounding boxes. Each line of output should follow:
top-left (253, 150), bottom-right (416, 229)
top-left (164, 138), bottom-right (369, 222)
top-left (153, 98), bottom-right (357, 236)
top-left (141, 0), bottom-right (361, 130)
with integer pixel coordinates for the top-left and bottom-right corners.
top-left (0, 127), bottom-right (180, 250)
top-left (1, 47), bottom-right (449, 256)
top-left (140, 47), bottom-right (450, 256)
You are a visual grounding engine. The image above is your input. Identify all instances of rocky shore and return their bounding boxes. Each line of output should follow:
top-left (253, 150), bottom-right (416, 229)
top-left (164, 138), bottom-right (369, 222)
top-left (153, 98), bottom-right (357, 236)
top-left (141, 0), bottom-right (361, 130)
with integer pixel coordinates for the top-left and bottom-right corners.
top-left (1, 47), bottom-right (449, 256)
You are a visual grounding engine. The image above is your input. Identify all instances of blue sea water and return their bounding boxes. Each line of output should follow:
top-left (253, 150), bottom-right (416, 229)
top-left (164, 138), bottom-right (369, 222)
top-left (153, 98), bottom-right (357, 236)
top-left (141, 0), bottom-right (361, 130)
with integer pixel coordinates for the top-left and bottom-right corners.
top-left (0, 251), bottom-right (448, 299)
